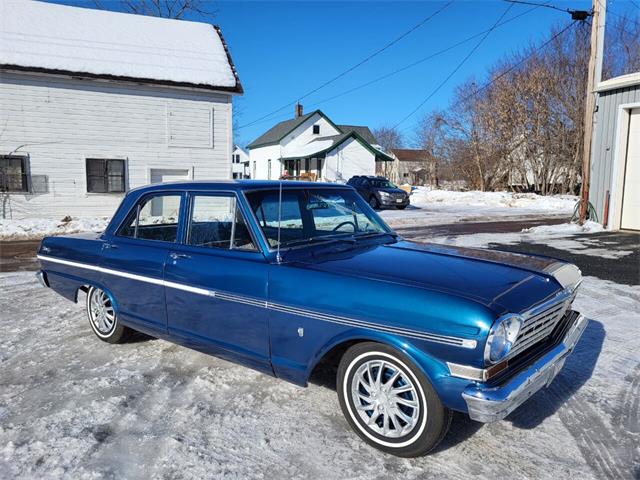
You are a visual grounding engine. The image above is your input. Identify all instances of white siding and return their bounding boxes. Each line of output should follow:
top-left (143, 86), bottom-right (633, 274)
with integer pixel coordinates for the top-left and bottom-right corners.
top-left (249, 144), bottom-right (281, 180)
top-left (0, 71), bottom-right (232, 219)
top-left (324, 138), bottom-right (375, 182)
top-left (281, 113), bottom-right (340, 153)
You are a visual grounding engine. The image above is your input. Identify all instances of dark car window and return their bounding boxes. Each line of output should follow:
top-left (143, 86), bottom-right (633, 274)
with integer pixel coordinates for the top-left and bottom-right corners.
top-left (187, 195), bottom-right (257, 251)
top-left (246, 188), bottom-right (390, 248)
top-left (370, 179), bottom-right (397, 189)
top-left (117, 193), bottom-right (181, 242)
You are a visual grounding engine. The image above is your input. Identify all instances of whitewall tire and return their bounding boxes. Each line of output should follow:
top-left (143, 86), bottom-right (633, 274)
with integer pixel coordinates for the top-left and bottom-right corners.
top-left (86, 286), bottom-right (132, 344)
top-left (337, 342), bottom-right (451, 457)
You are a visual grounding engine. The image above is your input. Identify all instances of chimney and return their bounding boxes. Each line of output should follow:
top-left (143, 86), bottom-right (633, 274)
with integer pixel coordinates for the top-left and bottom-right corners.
top-left (295, 102), bottom-right (303, 118)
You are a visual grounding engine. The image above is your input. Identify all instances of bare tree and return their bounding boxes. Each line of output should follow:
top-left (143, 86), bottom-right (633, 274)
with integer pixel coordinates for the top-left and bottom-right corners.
top-left (93, 0), bottom-right (217, 20)
top-left (372, 126), bottom-right (403, 153)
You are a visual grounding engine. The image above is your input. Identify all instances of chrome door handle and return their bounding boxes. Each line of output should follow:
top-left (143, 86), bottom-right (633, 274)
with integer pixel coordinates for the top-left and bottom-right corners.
top-left (169, 252), bottom-right (191, 260)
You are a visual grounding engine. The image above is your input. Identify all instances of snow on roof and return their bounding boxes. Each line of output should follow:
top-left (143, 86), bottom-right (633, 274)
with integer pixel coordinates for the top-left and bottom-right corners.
top-left (0, 0), bottom-right (241, 92)
top-left (595, 72), bottom-right (640, 93)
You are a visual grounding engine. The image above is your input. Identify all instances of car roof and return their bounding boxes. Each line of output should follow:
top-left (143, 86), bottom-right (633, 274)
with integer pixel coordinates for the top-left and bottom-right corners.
top-left (128, 179), bottom-right (352, 195)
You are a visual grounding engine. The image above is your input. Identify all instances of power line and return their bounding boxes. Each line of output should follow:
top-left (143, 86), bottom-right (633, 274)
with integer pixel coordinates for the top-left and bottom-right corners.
top-left (237, 3), bottom-right (544, 133)
top-left (502, 0), bottom-right (572, 13)
top-left (444, 22), bottom-right (577, 117)
top-left (503, 0), bottom-right (591, 19)
top-left (392, 3), bottom-right (515, 130)
top-left (238, 1), bottom-right (454, 129)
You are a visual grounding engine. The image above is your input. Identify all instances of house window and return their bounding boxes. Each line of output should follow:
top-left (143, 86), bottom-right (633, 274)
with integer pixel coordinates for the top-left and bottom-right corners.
top-left (305, 158), bottom-right (310, 172)
top-left (0, 156), bottom-right (28, 192)
top-left (86, 159), bottom-right (126, 193)
top-left (312, 125), bottom-right (320, 135)
top-left (233, 154), bottom-right (240, 164)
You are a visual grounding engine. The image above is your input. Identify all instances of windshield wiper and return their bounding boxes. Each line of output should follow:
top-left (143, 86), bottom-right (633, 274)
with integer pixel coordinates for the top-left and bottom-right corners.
top-left (353, 231), bottom-right (398, 240)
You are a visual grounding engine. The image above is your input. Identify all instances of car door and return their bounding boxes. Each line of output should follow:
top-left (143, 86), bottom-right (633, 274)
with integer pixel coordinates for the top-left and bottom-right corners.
top-left (101, 191), bottom-right (185, 335)
top-left (163, 192), bottom-right (271, 373)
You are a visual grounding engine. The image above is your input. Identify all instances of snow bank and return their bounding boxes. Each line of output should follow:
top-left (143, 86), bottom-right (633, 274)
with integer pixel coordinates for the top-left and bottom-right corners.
top-left (0, 217), bottom-right (109, 240)
top-left (522, 221), bottom-right (604, 235)
top-left (410, 187), bottom-right (578, 211)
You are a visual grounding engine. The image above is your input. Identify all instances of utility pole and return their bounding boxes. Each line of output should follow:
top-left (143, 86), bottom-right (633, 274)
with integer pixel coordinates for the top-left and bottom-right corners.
top-left (579, 0), bottom-right (606, 224)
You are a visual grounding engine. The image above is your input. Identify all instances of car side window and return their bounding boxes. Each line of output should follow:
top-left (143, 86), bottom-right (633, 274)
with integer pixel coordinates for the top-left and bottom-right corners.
top-left (247, 190), bottom-right (304, 247)
top-left (117, 193), bottom-right (182, 242)
top-left (187, 195), bottom-right (257, 251)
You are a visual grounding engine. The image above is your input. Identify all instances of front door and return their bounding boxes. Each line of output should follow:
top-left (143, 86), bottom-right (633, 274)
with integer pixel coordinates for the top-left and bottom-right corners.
top-left (164, 192), bottom-right (271, 372)
top-left (101, 191), bottom-right (184, 335)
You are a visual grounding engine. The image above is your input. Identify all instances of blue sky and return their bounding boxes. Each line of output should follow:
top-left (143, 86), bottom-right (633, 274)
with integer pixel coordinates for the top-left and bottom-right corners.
top-left (50, 0), bottom-right (638, 145)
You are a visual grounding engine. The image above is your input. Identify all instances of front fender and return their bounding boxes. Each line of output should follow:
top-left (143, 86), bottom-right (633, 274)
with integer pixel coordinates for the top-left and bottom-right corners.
top-left (296, 329), bottom-right (472, 413)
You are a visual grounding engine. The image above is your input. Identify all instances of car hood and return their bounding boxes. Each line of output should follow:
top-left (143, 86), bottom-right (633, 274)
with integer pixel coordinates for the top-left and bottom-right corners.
top-left (291, 240), bottom-right (566, 314)
top-left (377, 188), bottom-right (406, 194)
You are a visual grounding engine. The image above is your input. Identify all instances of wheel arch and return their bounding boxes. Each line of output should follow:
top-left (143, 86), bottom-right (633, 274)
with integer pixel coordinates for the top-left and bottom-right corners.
top-left (305, 330), bottom-right (445, 391)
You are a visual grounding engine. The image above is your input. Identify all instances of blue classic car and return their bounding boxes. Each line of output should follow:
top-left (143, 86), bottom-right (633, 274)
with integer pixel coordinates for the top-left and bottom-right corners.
top-left (37, 181), bottom-right (587, 457)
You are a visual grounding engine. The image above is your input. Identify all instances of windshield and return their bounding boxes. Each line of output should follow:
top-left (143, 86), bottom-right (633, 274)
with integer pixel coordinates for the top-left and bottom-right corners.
top-left (246, 188), bottom-right (392, 248)
top-left (370, 179), bottom-right (397, 189)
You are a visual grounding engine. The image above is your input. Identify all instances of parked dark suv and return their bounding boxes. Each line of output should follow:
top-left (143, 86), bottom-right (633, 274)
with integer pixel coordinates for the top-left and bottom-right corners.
top-left (347, 176), bottom-right (410, 210)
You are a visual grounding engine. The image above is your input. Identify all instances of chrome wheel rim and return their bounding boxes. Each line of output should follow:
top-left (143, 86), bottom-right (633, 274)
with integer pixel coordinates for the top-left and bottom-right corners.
top-left (351, 359), bottom-right (420, 438)
top-left (89, 288), bottom-right (115, 334)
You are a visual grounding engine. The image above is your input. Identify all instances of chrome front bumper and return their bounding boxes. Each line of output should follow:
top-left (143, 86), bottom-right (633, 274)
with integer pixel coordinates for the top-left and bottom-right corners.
top-left (462, 311), bottom-right (587, 423)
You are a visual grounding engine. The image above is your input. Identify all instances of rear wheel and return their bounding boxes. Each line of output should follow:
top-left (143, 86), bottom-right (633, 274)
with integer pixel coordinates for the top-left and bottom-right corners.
top-left (86, 286), bottom-right (133, 343)
top-left (337, 342), bottom-right (451, 457)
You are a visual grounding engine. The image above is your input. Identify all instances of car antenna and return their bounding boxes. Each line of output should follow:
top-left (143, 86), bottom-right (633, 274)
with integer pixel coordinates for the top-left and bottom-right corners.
top-left (276, 179), bottom-right (283, 264)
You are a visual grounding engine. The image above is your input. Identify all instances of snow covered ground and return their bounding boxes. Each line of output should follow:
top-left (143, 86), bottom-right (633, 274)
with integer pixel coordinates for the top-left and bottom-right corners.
top-left (1, 268), bottom-right (638, 479)
top-left (0, 217), bottom-right (110, 241)
top-left (0, 189), bottom-right (577, 240)
top-left (379, 188), bottom-right (577, 228)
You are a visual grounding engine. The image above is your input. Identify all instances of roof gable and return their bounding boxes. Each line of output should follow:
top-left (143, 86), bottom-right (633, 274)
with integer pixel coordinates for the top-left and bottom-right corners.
top-left (0, 0), bottom-right (242, 92)
top-left (281, 131), bottom-right (394, 162)
top-left (337, 125), bottom-right (377, 144)
top-left (248, 110), bottom-right (381, 149)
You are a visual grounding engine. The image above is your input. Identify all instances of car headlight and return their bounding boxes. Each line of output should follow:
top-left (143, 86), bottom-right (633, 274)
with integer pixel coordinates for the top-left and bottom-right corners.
top-left (484, 314), bottom-right (522, 364)
top-left (379, 192), bottom-right (391, 198)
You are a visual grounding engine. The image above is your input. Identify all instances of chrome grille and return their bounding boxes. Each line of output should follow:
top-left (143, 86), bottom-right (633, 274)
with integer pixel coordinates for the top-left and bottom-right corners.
top-left (509, 296), bottom-right (573, 358)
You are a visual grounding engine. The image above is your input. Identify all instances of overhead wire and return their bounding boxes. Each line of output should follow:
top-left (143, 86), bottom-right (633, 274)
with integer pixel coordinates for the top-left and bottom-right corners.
top-left (237, 1), bottom-right (454, 129)
top-left (392, 3), bottom-right (515, 130)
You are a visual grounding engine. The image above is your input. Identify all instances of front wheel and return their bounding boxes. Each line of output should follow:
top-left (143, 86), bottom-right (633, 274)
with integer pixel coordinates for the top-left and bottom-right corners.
top-left (368, 196), bottom-right (379, 210)
top-left (86, 286), bottom-right (133, 343)
top-left (396, 205), bottom-right (408, 210)
top-left (337, 342), bottom-right (451, 457)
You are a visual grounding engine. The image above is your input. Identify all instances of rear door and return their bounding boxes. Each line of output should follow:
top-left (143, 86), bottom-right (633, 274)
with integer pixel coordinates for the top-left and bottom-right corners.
top-left (163, 192), bottom-right (271, 373)
top-left (101, 191), bottom-right (184, 335)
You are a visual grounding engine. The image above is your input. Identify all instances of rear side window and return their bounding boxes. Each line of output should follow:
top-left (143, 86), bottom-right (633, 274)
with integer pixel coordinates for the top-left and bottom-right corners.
top-left (117, 193), bottom-right (182, 242)
top-left (187, 195), bottom-right (257, 251)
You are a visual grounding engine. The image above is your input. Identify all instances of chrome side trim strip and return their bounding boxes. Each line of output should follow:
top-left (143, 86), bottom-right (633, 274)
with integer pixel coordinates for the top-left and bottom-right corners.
top-left (38, 254), bottom-right (477, 349)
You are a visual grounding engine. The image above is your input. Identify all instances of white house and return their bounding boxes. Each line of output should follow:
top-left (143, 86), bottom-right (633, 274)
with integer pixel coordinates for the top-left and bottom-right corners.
top-left (231, 145), bottom-right (250, 179)
top-left (0, 0), bottom-right (242, 220)
top-left (247, 106), bottom-right (393, 182)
